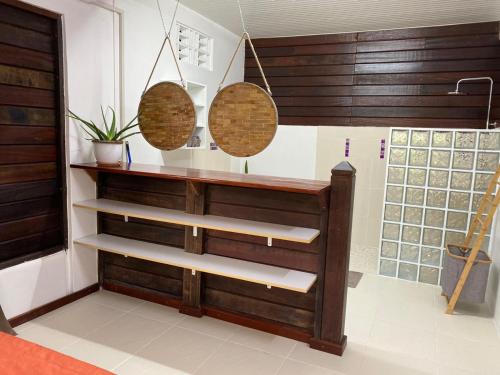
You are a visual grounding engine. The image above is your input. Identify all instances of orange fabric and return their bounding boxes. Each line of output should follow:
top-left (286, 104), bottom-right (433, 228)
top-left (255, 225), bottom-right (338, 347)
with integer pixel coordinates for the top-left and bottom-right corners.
top-left (0, 332), bottom-right (113, 375)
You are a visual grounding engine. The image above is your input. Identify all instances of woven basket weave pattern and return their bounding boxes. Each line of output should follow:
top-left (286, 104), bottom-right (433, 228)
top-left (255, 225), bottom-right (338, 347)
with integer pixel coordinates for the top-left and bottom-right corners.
top-left (209, 82), bottom-right (277, 157)
top-left (139, 82), bottom-right (196, 151)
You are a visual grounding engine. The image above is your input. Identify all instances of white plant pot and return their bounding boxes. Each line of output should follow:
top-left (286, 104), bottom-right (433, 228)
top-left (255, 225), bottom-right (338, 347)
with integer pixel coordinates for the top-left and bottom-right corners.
top-left (93, 141), bottom-right (123, 166)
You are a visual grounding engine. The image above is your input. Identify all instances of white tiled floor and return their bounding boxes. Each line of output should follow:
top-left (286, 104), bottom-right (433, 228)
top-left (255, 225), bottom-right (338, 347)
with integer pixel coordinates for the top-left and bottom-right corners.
top-left (16, 274), bottom-right (500, 375)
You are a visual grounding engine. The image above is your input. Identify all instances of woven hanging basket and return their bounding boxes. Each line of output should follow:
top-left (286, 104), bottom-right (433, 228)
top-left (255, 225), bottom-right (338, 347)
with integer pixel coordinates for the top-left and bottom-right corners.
top-left (209, 82), bottom-right (278, 157)
top-left (138, 81), bottom-right (196, 151)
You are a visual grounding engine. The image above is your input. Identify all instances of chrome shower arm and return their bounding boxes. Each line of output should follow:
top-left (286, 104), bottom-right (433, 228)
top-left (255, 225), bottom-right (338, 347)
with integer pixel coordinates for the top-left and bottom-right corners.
top-left (454, 77), bottom-right (495, 129)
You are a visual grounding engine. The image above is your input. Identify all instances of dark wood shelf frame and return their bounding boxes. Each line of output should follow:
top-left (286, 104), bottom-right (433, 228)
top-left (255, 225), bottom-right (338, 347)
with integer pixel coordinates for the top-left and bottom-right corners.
top-left (74, 162), bottom-right (355, 356)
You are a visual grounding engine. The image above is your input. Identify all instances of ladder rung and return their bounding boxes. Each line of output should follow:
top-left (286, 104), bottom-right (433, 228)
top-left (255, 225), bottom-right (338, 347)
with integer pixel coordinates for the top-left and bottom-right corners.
top-left (474, 217), bottom-right (484, 225)
top-left (486, 197), bottom-right (498, 207)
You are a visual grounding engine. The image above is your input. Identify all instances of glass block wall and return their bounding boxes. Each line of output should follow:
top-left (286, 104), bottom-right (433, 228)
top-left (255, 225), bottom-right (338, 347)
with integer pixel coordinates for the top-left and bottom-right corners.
top-left (379, 129), bottom-right (500, 285)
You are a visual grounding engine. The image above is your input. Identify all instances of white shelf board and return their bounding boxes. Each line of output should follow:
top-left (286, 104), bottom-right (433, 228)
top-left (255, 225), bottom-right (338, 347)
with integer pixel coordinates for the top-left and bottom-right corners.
top-left (75, 234), bottom-right (317, 293)
top-left (74, 199), bottom-right (320, 244)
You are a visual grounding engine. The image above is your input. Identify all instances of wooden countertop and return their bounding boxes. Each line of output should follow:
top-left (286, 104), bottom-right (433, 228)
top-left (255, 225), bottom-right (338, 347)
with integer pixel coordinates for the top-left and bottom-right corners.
top-left (70, 163), bottom-right (330, 195)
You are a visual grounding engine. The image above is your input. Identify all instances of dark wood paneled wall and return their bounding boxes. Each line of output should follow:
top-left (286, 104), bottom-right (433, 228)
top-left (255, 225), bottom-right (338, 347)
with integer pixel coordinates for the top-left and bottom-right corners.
top-left (245, 22), bottom-right (500, 128)
top-left (98, 174), bottom-right (186, 300)
top-left (0, 0), bottom-right (66, 267)
top-left (97, 173), bottom-right (322, 333)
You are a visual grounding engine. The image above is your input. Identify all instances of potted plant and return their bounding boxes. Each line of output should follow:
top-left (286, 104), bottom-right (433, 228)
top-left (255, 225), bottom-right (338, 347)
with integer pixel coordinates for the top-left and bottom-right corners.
top-left (68, 106), bottom-right (139, 166)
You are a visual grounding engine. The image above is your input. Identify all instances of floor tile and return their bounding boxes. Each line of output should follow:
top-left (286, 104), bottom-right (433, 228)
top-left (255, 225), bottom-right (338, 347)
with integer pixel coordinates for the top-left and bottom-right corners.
top-left (228, 325), bottom-right (297, 357)
top-left (81, 290), bottom-right (145, 312)
top-left (60, 338), bottom-right (132, 371)
top-left (367, 320), bottom-right (436, 359)
top-left (136, 326), bottom-right (224, 374)
top-left (277, 359), bottom-right (344, 375)
top-left (18, 323), bottom-right (81, 351)
top-left (84, 312), bottom-right (172, 353)
top-left (436, 333), bottom-right (500, 373)
top-left (436, 313), bottom-right (499, 344)
top-left (288, 341), bottom-right (365, 374)
top-left (345, 312), bottom-right (374, 344)
top-left (41, 299), bottom-right (122, 337)
top-left (195, 341), bottom-right (285, 375)
top-left (177, 315), bottom-right (239, 340)
top-left (114, 356), bottom-right (191, 375)
top-left (359, 346), bottom-right (439, 375)
top-left (130, 301), bottom-right (186, 325)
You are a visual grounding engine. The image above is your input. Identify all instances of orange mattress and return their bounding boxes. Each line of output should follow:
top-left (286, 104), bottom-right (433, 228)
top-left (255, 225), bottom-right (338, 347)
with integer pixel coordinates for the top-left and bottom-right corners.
top-left (0, 332), bottom-right (113, 375)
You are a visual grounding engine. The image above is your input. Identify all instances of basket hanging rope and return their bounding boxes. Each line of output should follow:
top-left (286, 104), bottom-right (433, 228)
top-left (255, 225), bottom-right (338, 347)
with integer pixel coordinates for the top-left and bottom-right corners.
top-left (209, 3), bottom-right (278, 158)
top-left (138, 0), bottom-right (196, 151)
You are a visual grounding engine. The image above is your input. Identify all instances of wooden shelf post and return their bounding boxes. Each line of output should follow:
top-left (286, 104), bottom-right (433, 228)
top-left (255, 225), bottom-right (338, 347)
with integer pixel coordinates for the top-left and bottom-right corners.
top-left (310, 162), bottom-right (355, 356)
top-left (180, 181), bottom-right (205, 317)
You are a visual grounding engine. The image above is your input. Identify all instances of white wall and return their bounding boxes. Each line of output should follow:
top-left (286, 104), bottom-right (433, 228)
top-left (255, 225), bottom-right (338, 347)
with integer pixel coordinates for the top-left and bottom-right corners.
top-left (233, 126), bottom-right (318, 179)
top-left (487, 217), bottom-right (500, 335)
top-left (0, 0), bottom-right (115, 319)
top-left (118, 0), bottom-right (244, 170)
top-left (0, 0), bottom-right (244, 320)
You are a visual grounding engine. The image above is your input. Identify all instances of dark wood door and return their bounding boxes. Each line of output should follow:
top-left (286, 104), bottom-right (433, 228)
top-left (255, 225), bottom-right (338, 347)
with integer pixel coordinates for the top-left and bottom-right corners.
top-left (0, 0), bottom-right (66, 268)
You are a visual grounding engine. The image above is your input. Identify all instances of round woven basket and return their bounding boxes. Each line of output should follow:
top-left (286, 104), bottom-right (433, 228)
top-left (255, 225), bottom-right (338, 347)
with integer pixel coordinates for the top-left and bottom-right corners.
top-left (138, 81), bottom-right (196, 151)
top-left (209, 82), bottom-right (278, 158)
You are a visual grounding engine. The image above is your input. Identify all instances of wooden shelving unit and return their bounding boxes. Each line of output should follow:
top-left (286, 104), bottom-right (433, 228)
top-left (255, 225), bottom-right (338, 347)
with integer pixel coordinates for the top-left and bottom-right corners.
top-left (70, 162), bottom-right (355, 356)
top-left (74, 198), bottom-right (320, 244)
top-left (75, 234), bottom-right (317, 293)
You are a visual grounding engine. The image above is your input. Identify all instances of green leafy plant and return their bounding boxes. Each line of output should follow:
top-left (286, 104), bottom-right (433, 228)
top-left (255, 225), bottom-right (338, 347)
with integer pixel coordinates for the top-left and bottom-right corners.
top-left (68, 106), bottom-right (140, 142)
top-left (244, 160), bottom-right (249, 174)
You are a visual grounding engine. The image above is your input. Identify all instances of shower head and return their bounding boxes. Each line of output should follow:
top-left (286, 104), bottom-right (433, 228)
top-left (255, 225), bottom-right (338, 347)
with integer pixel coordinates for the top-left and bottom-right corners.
top-left (448, 77), bottom-right (495, 129)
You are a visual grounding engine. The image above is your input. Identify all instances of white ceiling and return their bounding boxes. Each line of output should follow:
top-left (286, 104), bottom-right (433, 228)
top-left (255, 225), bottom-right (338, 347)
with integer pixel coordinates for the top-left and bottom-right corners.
top-left (180, 0), bottom-right (500, 38)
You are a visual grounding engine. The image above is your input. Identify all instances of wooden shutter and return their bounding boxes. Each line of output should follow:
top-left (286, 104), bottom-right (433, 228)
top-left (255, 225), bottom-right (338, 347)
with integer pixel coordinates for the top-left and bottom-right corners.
top-left (0, 0), bottom-right (66, 268)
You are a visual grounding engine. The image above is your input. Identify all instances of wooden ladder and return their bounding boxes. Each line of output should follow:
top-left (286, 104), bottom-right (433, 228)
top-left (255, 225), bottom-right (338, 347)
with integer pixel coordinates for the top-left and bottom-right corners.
top-left (445, 164), bottom-right (500, 314)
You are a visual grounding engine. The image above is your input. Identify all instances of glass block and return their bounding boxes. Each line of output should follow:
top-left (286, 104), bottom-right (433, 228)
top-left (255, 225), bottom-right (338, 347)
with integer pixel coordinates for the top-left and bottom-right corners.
top-left (387, 167), bottom-right (405, 184)
top-left (419, 266), bottom-right (439, 285)
top-left (450, 171), bottom-right (472, 190)
top-left (386, 185), bottom-right (404, 203)
top-left (426, 190), bottom-right (447, 208)
top-left (391, 129), bottom-right (409, 146)
top-left (474, 173), bottom-right (493, 192)
top-left (402, 225), bottom-right (421, 244)
top-left (379, 259), bottom-right (397, 277)
top-left (445, 231), bottom-right (465, 246)
top-left (432, 131), bottom-right (452, 148)
top-left (409, 149), bottom-right (428, 167)
top-left (403, 206), bottom-right (423, 225)
top-left (428, 169), bottom-right (449, 188)
top-left (472, 193), bottom-right (484, 211)
top-left (411, 130), bottom-right (430, 147)
top-left (421, 247), bottom-right (442, 267)
top-left (478, 132), bottom-right (500, 150)
top-left (400, 244), bottom-right (419, 263)
top-left (430, 150), bottom-right (451, 168)
top-left (452, 151), bottom-right (474, 170)
top-left (446, 211), bottom-right (468, 231)
top-left (407, 168), bottom-right (427, 186)
top-left (383, 223), bottom-right (400, 240)
top-left (384, 204), bottom-right (402, 222)
top-left (477, 152), bottom-right (499, 172)
top-left (389, 148), bottom-right (407, 165)
top-left (424, 209), bottom-right (445, 228)
top-left (405, 187), bottom-right (425, 205)
top-left (398, 263), bottom-right (418, 281)
top-left (455, 131), bottom-right (476, 149)
top-left (381, 241), bottom-right (398, 259)
top-left (422, 228), bottom-right (442, 247)
top-left (448, 191), bottom-right (470, 211)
